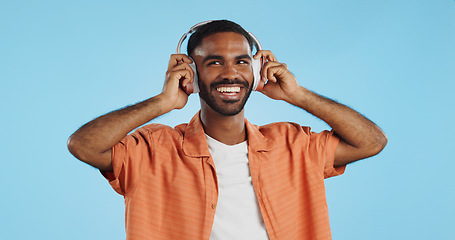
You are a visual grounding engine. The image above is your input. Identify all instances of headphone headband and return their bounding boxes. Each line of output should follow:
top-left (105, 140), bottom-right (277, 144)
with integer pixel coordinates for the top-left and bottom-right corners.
top-left (176, 20), bottom-right (262, 54)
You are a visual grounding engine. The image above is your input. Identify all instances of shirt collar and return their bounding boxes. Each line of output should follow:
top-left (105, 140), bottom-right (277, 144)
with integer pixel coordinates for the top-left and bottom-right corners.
top-left (182, 111), bottom-right (274, 158)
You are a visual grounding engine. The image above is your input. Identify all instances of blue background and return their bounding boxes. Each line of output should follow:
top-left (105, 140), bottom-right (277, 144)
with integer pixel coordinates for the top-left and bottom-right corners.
top-left (1, 0), bottom-right (454, 239)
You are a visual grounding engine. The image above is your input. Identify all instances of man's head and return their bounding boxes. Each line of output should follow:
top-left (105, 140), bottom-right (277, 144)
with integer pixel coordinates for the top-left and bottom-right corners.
top-left (188, 21), bottom-right (255, 116)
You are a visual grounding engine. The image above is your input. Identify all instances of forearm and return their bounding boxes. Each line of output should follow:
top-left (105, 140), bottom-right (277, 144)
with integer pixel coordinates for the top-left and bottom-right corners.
top-left (288, 87), bottom-right (370, 145)
top-left (288, 86), bottom-right (387, 163)
top-left (68, 94), bottom-right (173, 170)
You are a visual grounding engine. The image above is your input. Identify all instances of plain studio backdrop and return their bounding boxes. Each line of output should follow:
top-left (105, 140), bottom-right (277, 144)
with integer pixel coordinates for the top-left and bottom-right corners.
top-left (1, 1), bottom-right (454, 239)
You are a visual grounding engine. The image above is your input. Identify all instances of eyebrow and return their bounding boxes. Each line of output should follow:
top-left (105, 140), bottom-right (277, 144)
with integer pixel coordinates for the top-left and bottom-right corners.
top-left (202, 54), bottom-right (252, 63)
top-left (235, 54), bottom-right (252, 61)
top-left (203, 55), bottom-right (223, 63)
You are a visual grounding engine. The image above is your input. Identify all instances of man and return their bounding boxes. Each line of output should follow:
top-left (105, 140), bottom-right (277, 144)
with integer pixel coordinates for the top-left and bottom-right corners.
top-left (68, 20), bottom-right (387, 239)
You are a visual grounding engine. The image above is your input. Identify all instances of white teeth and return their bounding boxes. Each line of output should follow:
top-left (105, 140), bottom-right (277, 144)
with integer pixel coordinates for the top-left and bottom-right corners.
top-left (217, 86), bottom-right (240, 93)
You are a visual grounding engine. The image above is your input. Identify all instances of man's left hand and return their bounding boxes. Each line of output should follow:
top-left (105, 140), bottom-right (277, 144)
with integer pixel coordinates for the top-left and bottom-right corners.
top-left (253, 50), bottom-right (301, 104)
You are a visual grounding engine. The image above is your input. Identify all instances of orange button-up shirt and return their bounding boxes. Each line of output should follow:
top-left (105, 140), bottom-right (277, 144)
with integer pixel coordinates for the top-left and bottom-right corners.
top-left (103, 112), bottom-right (345, 240)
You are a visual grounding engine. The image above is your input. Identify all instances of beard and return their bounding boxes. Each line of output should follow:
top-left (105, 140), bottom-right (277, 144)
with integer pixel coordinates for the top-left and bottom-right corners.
top-left (198, 78), bottom-right (253, 116)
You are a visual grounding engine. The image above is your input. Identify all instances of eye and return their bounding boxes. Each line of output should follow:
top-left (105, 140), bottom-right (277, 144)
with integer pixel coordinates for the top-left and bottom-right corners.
top-left (207, 61), bottom-right (222, 66)
top-left (237, 59), bottom-right (249, 65)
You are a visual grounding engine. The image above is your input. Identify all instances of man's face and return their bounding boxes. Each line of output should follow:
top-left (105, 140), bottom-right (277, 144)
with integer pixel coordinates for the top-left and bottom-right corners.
top-left (192, 32), bottom-right (254, 116)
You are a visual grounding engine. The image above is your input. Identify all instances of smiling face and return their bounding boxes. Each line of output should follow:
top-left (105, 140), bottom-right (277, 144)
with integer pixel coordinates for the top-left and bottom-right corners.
top-left (192, 32), bottom-right (254, 116)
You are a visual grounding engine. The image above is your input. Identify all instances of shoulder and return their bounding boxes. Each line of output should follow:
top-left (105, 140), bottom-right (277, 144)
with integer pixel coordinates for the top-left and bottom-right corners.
top-left (126, 123), bottom-right (188, 142)
top-left (257, 121), bottom-right (312, 138)
top-left (257, 122), bottom-right (336, 145)
top-left (245, 121), bottom-right (313, 150)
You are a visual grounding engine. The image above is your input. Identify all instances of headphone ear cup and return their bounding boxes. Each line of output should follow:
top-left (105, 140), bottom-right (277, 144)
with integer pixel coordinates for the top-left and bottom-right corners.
top-left (252, 57), bottom-right (264, 91)
top-left (189, 61), bottom-right (199, 93)
top-left (181, 60), bottom-right (199, 94)
top-left (255, 78), bottom-right (265, 92)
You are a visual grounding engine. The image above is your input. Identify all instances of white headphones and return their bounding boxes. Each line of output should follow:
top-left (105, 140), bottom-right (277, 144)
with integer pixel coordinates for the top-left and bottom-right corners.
top-left (176, 20), bottom-right (263, 94)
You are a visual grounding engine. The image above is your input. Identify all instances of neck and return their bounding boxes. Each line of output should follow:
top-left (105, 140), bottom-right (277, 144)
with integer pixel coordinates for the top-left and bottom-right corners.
top-left (200, 106), bottom-right (246, 146)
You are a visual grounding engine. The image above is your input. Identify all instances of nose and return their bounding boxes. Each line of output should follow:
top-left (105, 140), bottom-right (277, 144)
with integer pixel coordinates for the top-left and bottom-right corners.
top-left (219, 63), bottom-right (239, 80)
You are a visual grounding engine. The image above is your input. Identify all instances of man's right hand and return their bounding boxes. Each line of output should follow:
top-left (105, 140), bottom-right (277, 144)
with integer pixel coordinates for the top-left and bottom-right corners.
top-left (159, 54), bottom-right (195, 111)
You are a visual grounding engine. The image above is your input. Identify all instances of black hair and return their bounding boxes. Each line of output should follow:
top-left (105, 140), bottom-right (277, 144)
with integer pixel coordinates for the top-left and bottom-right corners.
top-left (187, 20), bottom-right (254, 57)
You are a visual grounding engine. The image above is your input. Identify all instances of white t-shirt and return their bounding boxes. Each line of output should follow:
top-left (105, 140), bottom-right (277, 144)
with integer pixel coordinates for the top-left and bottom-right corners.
top-left (206, 134), bottom-right (269, 240)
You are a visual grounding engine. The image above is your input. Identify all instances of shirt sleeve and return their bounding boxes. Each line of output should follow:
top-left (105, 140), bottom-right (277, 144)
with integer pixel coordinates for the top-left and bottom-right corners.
top-left (308, 130), bottom-right (346, 179)
top-left (101, 128), bottom-right (154, 195)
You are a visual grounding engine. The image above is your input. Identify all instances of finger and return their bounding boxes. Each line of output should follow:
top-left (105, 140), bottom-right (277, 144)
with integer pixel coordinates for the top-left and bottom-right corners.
top-left (266, 66), bottom-right (278, 83)
top-left (166, 68), bottom-right (193, 88)
top-left (261, 61), bottom-right (284, 82)
top-left (168, 54), bottom-right (193, 69)
top-left (254, 50), bottom-right (278, 62)
top-left (168, 62), bottom-right (194, 83)
top-left (270, 64), bottom-right (290, 83)
top-left (179, 70), bottom-right (193, 87)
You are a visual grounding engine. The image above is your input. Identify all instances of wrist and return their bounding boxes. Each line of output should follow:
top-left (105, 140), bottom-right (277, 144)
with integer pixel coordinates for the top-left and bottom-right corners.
top-left (152, 94), bottom-right (174, 115)
top-left (285, 86), bottom-right (310, 106)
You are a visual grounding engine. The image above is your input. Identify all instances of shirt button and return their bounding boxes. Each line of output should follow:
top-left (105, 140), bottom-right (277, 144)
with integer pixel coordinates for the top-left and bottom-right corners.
top-left (211, 203), bottom-right (216, 209)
